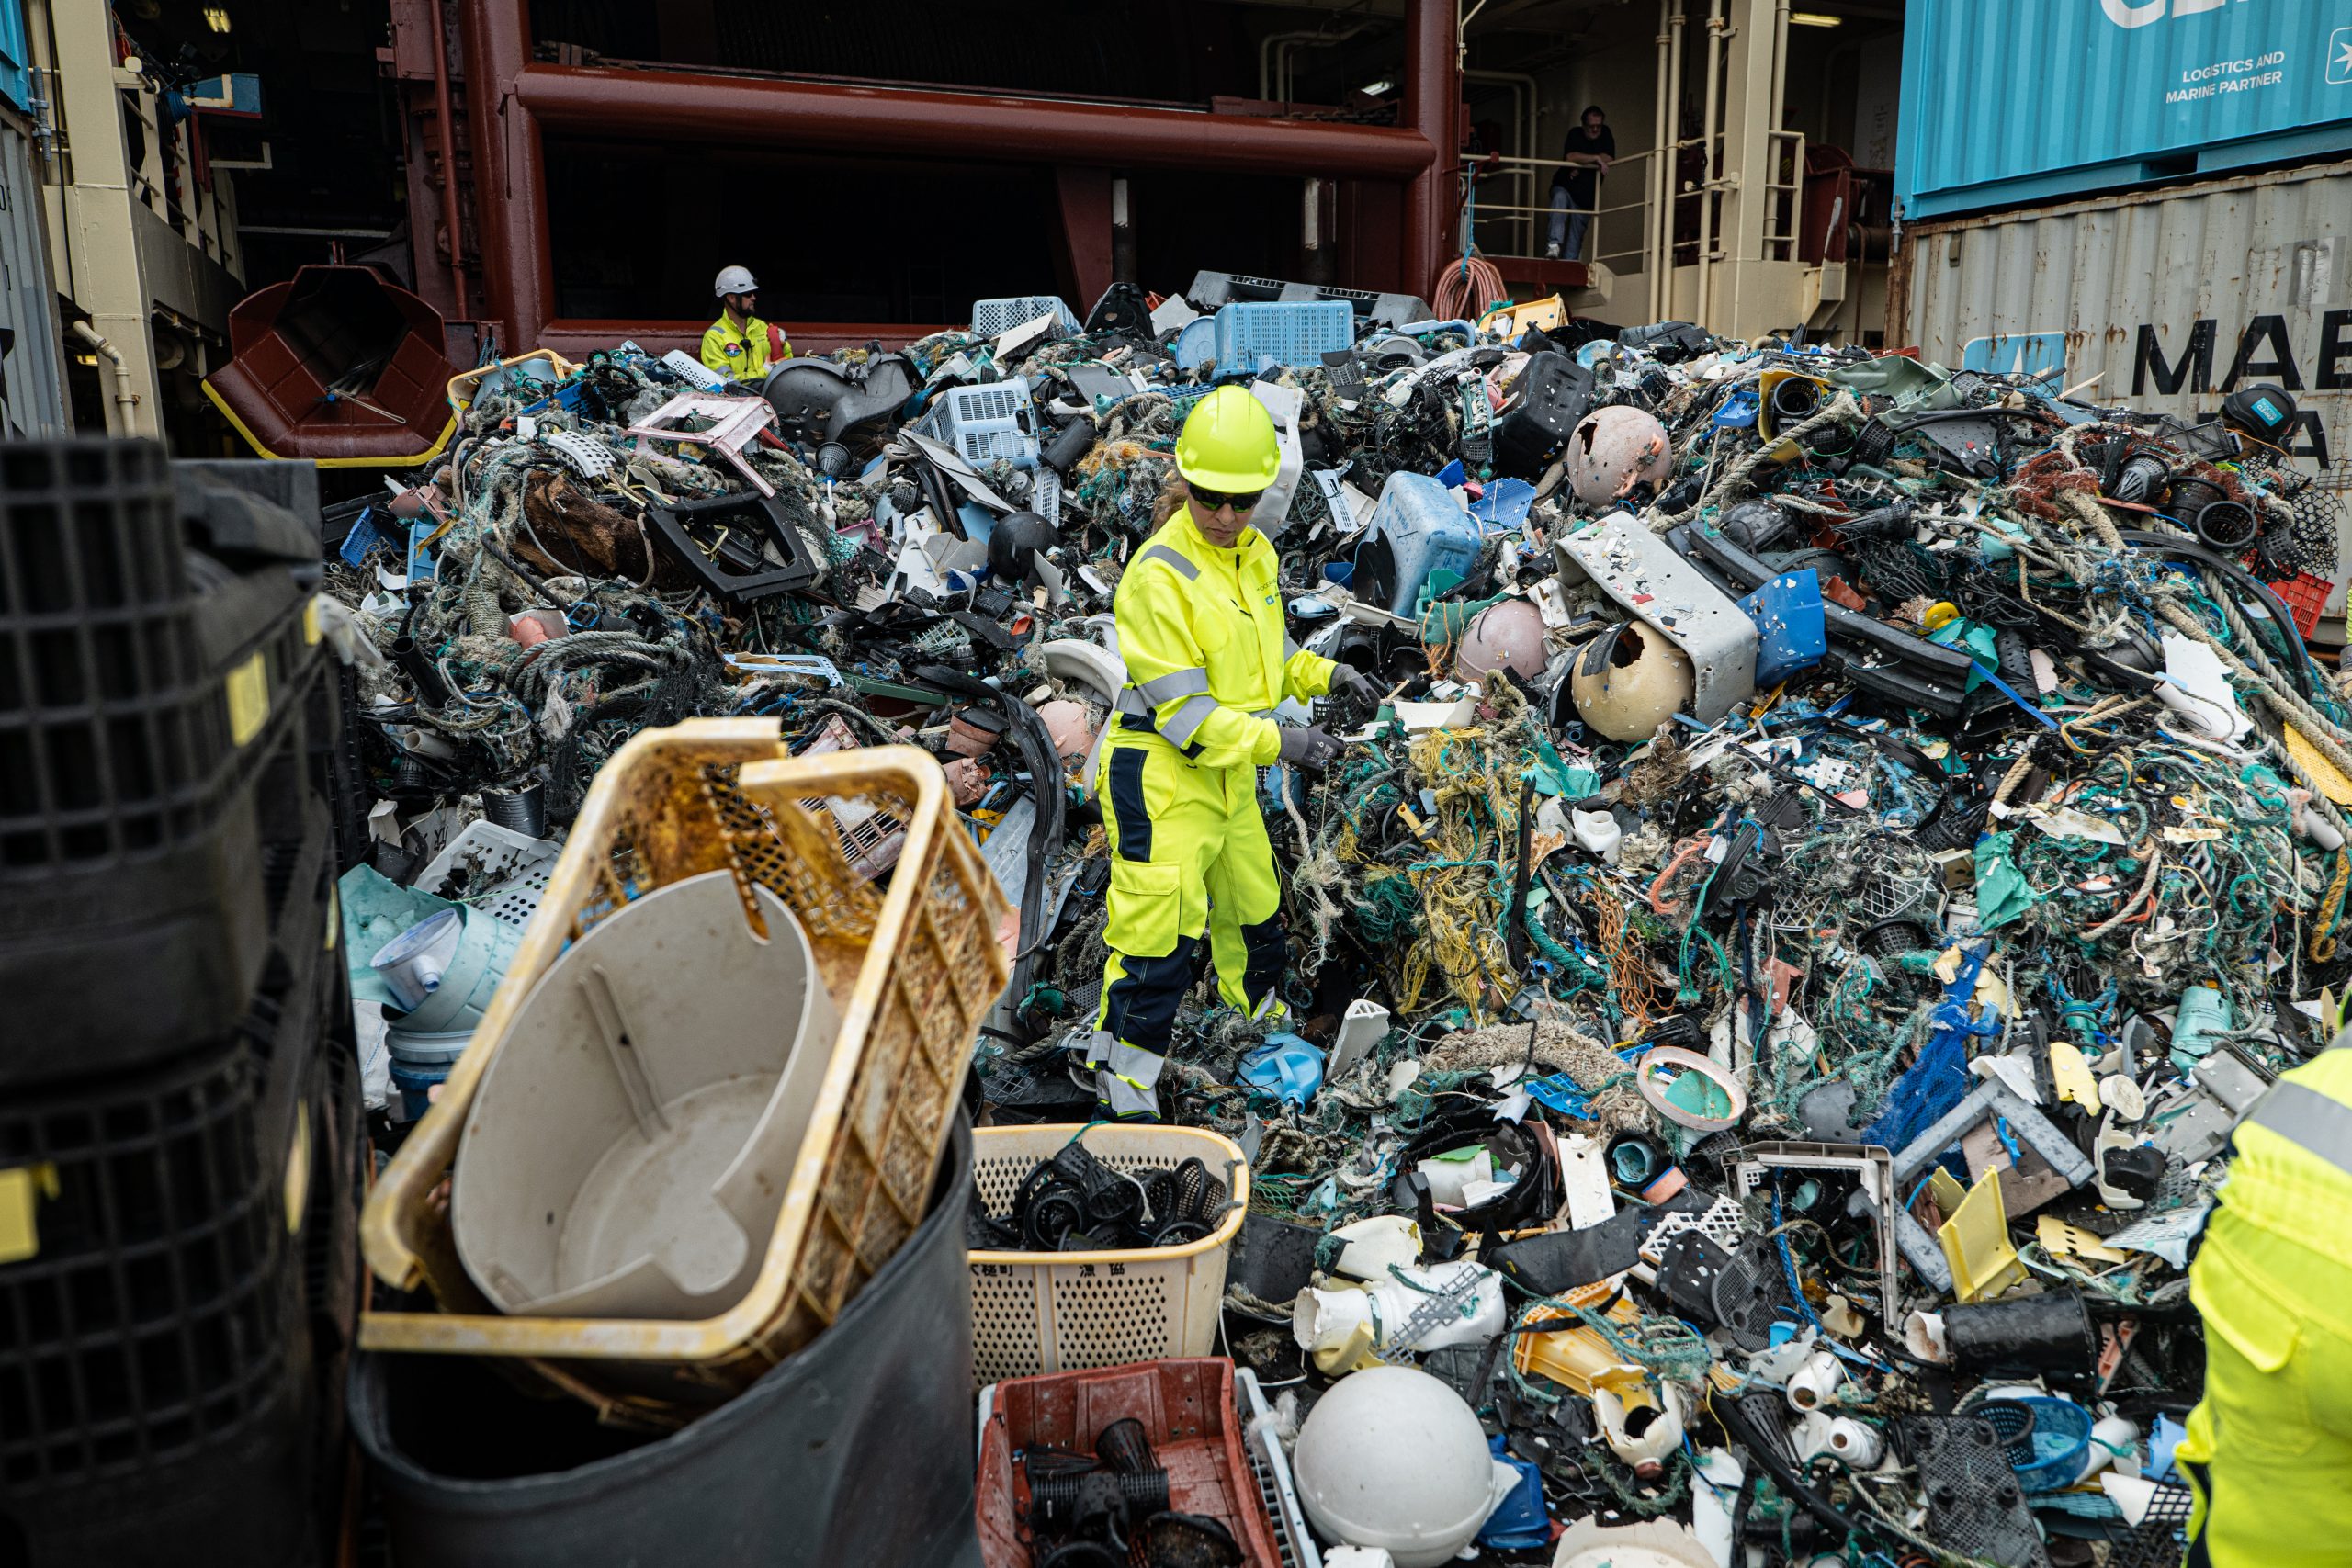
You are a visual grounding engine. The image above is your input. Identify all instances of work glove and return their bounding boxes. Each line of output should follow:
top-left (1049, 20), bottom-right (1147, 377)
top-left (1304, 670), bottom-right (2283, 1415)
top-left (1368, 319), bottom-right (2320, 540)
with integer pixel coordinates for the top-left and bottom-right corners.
top-left (1277, 724), bottom-right (1342, 773)
top-left (1328, 664), bottom-right (1377, 705)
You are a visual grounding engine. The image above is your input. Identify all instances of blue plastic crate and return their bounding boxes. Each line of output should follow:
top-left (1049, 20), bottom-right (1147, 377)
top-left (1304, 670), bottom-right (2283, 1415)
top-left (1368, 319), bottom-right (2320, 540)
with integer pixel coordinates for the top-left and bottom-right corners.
top-left (1216, 300), bottom-right (1353, 372)
top-left (916, 380), bottom-right (1040, 468)
top-left (971, 295), bottom-right (1080, 338)
top-left (1165, 383), bottom-right (1216, 420)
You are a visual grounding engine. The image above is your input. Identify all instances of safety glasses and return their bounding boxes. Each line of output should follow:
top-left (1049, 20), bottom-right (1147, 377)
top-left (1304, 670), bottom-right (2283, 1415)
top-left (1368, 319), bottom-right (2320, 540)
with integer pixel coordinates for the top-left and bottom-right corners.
top-left (1188, 484), bottom-right (1266, 514)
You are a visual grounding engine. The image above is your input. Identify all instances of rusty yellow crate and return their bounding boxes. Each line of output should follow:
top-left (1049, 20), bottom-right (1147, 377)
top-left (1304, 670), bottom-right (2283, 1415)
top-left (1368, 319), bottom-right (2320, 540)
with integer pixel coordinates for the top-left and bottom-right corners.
top-left (357, 720), bottom-right (1009, 1407)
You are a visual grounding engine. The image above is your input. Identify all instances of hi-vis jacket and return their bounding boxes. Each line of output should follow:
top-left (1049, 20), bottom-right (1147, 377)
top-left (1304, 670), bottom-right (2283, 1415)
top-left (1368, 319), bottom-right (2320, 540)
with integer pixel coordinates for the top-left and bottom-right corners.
top-left (1113, 505), bottom-right (1335, 765)
top-left (698, 313), bottom-right (791, 379)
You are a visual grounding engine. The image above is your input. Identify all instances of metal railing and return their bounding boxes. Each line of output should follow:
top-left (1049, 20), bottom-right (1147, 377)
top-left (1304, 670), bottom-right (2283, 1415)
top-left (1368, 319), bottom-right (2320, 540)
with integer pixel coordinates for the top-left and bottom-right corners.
top-left (1459, 124), bottom-right (1806, 295)
top-left (1457, 147), bottom-right (1665, 270)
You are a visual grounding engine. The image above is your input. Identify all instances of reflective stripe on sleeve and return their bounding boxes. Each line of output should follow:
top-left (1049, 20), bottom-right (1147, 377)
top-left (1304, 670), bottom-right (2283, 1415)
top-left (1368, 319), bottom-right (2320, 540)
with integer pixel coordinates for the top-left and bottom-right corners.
top-left (1137, 667), bottom-right (1210, 705)
top-left (1157, 693), bottom-right (1221, 747)
top-left (1138, 544), bottom-right (1200, 581)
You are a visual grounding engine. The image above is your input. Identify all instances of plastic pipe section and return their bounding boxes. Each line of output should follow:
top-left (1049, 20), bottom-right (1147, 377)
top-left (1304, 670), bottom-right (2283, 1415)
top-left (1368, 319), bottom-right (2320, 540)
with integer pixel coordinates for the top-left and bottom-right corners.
top-left (71, 322), bottom-right (140, 433)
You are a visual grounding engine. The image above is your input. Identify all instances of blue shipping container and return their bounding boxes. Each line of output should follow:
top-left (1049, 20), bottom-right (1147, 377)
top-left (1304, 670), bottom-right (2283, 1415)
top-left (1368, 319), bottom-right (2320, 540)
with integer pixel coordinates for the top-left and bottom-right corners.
top-left (1898, 0), bottom-right (2352, 219)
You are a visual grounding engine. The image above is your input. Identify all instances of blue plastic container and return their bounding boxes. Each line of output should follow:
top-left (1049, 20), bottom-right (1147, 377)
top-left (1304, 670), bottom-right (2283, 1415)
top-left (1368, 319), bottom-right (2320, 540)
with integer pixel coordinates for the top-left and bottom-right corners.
top-left (1477, 1433), bottom-right (1551, 1550)
top-left (1982, 1397), bottom-right (2094, 1494)
top-left (390, 1057), bottom-right (448, 1122)
top-left (1354, 472), bottom-right (1485, 615)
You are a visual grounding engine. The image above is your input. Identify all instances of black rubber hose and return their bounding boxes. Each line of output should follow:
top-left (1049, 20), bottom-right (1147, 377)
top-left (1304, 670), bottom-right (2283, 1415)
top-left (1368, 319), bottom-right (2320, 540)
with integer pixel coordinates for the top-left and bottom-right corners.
top-left (910, 666), bottom-right (1067, 987)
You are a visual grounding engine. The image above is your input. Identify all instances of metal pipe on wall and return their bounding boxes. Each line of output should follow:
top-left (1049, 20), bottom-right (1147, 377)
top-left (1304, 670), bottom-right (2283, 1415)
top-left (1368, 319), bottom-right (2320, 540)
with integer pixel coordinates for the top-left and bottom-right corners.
top-left (1695, 0), bottom-right (1725, 327)
top-left (1464, 68), bottom-right (1539, 259)
top-left (461, 0), bottom-right (548, 351)
top-left (515, 65), bottom-right (1436, 178)
top-left (1767, 0), bottom-right (1791, 259)
top-left (1399, 0), bottom-right (1457, 294)
top-left (1262, 21), bottom-right (1376, 105)
top-left (1660, 0), bottom-right (1686, 315)
top-left (1111, 176), bottom-right (1136, 283)
top-left (71, 321), bottom-right (139, 434)
top-left (426, 0), bottom-right (469, 320)
top-left (1648, 0), bottom-right (1672, 319)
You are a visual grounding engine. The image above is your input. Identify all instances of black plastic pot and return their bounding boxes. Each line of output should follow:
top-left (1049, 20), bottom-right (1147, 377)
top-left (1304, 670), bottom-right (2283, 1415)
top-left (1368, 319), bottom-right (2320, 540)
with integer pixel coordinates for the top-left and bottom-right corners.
top-left (352, 1117), bottom-right (980, 1568)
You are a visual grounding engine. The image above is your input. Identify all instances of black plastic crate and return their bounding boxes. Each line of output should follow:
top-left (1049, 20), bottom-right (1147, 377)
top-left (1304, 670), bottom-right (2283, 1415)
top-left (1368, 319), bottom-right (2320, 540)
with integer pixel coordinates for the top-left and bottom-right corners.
top-left (0, 1370), bottom-right (317, 1568)
top-left (0, 441), bottom-right (212, 871)
top-left (0, 918), bottom-right (332, 1491)
top-left (0, 914), bottom-right (350, 1568)
top-left (0, 440), bottom-right (331, 1085)
top-left (0, 696), bottom-right (335, 1089)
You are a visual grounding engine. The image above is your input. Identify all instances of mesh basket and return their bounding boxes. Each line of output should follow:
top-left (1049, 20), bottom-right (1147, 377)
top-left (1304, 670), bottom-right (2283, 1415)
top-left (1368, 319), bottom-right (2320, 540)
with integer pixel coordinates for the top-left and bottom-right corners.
top-left (914, 381), bottom-right (1040, 469)
top-left (357, 723), bottom-right (1011, 1409)
top-left (407, 820), bottom-right (559, 933)
top-left (968, 1123), bottom-right (1248, 1385)
top-left (2106, 1482), bottom-right (2195, 1568)
top-left (971, 295), bottom-right (1080, 338)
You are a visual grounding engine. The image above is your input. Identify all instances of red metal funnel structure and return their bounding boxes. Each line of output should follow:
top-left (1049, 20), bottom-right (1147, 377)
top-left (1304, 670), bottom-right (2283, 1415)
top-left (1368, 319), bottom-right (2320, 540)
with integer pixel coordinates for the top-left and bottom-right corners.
top-left (203, 265), bottom-right (458, 467)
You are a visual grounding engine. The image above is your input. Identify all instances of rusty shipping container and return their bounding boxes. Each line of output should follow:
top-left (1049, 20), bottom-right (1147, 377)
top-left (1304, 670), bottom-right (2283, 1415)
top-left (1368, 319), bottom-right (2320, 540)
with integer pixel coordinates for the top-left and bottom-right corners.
top-left (1890, 156), bottom-right (2352, 626)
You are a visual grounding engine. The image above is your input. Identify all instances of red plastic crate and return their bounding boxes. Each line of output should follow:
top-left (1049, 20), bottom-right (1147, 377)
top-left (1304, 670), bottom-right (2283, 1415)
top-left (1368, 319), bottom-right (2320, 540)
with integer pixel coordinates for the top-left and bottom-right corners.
top-left (2267, 573), bottom-right (2333, 639)
top-left (977, 1359), bottom-right (1284, 1568)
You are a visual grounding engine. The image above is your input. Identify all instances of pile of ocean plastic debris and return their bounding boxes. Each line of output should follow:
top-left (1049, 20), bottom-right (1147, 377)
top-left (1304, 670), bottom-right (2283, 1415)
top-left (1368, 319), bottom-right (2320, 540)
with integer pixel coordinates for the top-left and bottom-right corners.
top-left (324, 272), bottom-right (2352, 1567)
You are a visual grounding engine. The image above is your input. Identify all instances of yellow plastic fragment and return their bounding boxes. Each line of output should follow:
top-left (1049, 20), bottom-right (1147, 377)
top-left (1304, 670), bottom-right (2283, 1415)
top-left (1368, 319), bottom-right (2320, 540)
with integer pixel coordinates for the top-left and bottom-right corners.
top-left (2050, 1038), bottom-right (2103, 1115)
top-left (1939, 1168), bottom-right (2027, 1303)
top-left (2037, 1214), bottom-right (2129, 1265)
top-left (2286, 724), bottom-right (2352, 805)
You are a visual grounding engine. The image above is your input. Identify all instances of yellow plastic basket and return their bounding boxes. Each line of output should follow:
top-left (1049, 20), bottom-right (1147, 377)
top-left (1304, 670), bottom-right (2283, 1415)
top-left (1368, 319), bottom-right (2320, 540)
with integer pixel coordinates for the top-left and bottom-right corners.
top-left (357, 721), bottom-right (1010, 1405)
top-left (968, 1123), bottom-right (1250, 1386)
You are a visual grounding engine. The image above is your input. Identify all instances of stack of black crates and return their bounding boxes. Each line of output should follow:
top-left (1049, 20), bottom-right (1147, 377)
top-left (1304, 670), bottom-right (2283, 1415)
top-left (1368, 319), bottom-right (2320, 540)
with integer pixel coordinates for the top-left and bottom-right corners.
top-left (0, 442), bottom-right (360, 1567)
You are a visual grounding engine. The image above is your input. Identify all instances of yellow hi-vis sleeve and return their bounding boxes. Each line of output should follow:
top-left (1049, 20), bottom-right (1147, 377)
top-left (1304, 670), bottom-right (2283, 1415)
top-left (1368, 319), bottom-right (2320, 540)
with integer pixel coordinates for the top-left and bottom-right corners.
top-left (1118, 557), bottom-right (1283, 769)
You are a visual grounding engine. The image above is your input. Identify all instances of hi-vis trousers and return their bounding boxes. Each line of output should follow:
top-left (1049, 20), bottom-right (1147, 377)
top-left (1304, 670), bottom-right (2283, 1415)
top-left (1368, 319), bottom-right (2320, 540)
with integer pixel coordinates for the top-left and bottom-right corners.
top-left (1088, 726), bottom-right (1287, 1118)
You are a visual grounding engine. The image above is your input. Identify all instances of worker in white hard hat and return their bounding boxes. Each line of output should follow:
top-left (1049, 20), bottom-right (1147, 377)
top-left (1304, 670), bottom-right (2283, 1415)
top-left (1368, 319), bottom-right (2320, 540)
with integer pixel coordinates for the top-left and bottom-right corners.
top-left (700, 265), bottom-right (792, 380)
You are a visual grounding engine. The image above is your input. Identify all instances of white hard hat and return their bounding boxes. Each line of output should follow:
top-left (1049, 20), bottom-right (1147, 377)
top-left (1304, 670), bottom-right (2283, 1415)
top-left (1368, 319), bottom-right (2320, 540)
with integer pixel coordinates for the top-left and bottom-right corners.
top-left (713, 265), bottom-right (758, 298)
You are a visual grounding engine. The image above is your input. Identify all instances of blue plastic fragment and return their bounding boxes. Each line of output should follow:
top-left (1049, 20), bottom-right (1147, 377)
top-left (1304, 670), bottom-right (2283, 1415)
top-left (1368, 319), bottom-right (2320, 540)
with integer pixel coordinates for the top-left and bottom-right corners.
top-left (1737, 570), bottom-right (1827, 686)
top-left (1468, 478), bottom-right (1537, 532)
top-left (1237, 1032), bottom-right (1325, 1107)
top-left (1476, 1434), bottom-right (1552, 1551)
top-left (1522, 1073), bottom-right (1594, 1120)
top-left (1714, 389), bottom-right (1760, 429)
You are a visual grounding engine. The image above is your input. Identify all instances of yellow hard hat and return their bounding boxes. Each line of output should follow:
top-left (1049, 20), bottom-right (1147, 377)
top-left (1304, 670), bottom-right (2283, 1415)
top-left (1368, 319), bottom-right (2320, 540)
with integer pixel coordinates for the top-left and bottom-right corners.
top-left (1175, 385), bottom-right (1282, 491)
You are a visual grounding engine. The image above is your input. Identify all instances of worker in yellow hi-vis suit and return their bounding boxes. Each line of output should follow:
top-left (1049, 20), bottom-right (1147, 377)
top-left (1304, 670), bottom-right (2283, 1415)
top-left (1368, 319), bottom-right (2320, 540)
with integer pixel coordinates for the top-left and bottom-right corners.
top-left (1087, 387), bottom-right (1375, 1119)
top-left (2177, 1033), bottom-right (2352, 1566)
